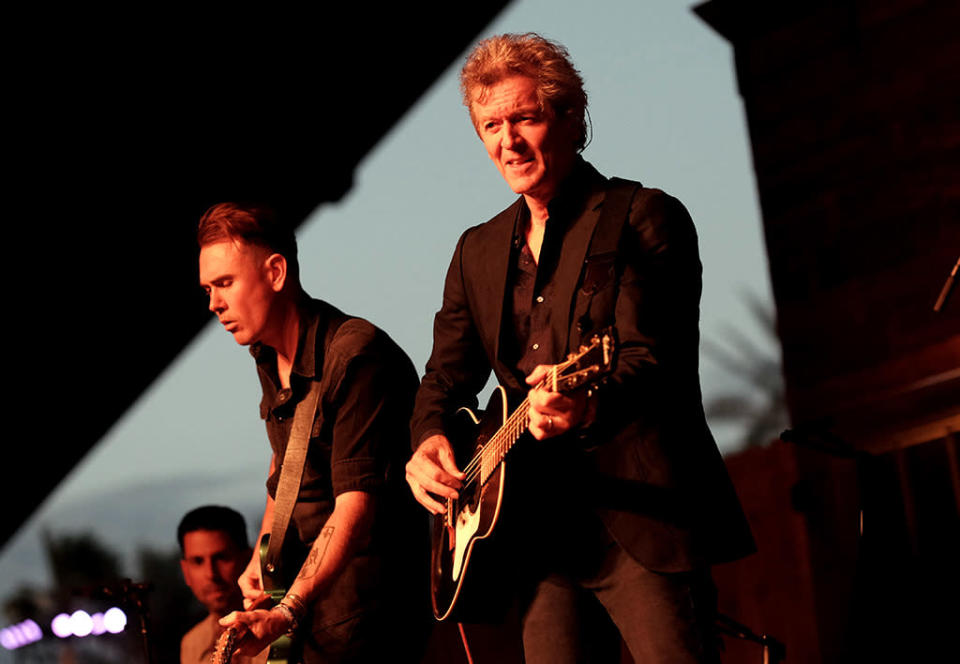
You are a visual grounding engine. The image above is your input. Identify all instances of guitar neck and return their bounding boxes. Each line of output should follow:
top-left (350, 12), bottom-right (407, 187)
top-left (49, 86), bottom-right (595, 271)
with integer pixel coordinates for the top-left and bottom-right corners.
top-left (472, 332), bottom-right (612, 488)
top-left (211, 627), bottom-right (238, 664)
top-left (479, 396), bottom-right (530, 486)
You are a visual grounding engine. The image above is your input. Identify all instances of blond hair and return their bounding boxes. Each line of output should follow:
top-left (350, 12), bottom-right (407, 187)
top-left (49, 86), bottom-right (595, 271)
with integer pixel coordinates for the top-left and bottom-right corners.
top-left (460, 32), bottom-right (588, 150)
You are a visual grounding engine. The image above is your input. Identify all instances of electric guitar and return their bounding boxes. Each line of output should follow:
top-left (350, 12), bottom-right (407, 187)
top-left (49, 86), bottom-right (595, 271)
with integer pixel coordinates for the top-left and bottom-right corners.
top-left (211, 626), bottom-right (239, 664)
top-left (211, 533), bottom-right (292, 664)
top-left (430, 328), bottom-right (616, 621)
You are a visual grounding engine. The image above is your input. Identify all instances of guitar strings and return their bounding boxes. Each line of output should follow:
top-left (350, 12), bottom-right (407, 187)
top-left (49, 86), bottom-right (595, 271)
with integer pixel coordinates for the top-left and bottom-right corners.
top-left (459, 395), bottom-right (531, 488)
top-left (457, 351), bottom-right (584, 491)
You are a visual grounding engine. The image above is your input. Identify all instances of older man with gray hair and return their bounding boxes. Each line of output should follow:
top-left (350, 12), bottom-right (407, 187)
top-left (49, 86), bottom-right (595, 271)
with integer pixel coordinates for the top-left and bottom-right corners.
top-left (406, 32), bottom-right (754, 663)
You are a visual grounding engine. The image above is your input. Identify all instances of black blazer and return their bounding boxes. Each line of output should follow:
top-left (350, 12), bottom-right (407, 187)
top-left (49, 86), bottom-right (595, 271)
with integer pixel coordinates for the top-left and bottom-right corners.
top-left (411, 161), bottom-right (754, 572)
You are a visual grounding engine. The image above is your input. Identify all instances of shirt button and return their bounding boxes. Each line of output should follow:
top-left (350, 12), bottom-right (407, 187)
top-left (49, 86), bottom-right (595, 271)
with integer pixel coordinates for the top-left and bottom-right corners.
top-left (532, 343), bottom-right (540, 350)
top-left (536, 295), bottom-right (544, 303)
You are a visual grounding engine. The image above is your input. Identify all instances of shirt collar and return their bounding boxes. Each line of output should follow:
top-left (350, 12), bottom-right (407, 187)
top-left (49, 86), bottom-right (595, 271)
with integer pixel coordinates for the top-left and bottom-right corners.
top-left (249, 295), bottom-right (324, 381)
top-left (512, 157), bottom-right (606, 241)
top-left (547, 156), bottom-right (604, 220)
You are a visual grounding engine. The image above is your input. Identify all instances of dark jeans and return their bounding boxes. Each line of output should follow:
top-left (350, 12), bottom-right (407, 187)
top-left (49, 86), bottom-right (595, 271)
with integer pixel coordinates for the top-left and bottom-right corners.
top-left (519, 521), bottom-right (720, 664)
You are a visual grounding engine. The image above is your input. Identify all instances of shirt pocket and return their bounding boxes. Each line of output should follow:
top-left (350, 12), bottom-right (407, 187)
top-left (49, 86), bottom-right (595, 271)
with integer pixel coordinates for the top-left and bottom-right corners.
top-left (580, 252), bottom-right (617, 294)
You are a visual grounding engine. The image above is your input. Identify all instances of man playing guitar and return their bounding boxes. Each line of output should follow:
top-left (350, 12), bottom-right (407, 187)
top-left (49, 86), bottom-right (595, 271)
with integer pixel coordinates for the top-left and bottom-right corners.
top-left (405, 33), bottom-right (755, 663)
top-left (199, 203), bottom-right (429, 662)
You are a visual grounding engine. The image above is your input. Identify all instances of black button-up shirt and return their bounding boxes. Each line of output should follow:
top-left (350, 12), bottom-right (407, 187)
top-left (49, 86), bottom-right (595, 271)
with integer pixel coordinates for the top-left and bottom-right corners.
top-left (504, 159), bottom-right (600, 380)
top-left (251, 298), bottom-right (419, 544)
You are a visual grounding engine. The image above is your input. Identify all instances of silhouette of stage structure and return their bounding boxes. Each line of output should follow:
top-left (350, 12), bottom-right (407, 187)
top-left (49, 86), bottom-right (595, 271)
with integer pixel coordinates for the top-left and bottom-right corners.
top-left (696, 1), bottom-right (959, 661)
top-left (5, 5), bottom-right (509, 547)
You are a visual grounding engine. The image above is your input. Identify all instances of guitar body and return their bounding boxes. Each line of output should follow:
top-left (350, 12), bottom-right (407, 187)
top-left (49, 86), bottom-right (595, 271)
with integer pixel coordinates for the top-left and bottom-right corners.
top-left (431, 386), bottom-right (510, 621)
top-left (428, 328), bottom-right (616, 622)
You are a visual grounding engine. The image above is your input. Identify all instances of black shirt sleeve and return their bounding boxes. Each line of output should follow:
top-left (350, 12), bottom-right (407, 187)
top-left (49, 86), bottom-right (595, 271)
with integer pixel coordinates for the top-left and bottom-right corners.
top-left (328, 351), bottom-right (397, 496)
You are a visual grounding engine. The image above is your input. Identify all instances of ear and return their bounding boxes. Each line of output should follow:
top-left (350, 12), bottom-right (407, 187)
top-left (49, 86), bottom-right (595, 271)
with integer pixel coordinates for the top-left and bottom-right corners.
top-left (179, 557), bottom-right (189, 581)
top-left (263, 253), bottom-right (288, 292)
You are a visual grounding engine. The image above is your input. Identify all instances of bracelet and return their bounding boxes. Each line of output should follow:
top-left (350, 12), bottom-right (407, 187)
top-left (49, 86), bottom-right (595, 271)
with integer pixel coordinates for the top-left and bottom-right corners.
top-left (282, 593), bottom-right (308, 619)
top-left (272, 603), bottom-right (298, 636)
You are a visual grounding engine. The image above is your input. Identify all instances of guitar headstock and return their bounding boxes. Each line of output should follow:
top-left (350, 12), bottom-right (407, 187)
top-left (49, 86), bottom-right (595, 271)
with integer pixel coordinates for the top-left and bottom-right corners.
top-left (551, 327), bottom-right (616, 393)
top-left (211, 627), bottom-right (238, 664)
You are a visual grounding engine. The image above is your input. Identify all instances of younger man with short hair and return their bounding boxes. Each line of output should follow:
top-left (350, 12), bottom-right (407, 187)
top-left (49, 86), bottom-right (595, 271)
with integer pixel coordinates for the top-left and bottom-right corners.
top-left (178, 505), bottom-right (267, 664)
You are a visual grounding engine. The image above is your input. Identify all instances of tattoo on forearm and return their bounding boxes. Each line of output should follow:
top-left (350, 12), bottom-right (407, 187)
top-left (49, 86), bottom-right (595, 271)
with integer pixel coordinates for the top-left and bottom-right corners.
top-left (298, 526), bottom-right (335, 580)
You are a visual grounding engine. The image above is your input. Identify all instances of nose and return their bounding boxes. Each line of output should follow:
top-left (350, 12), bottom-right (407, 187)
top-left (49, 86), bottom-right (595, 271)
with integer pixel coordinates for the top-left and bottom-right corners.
top-left (501, 122), bottom-right (522, 150)
top-left (203, 558), bottom-right (228, 584)
top-left (208, 289), bottom-right (225, 314)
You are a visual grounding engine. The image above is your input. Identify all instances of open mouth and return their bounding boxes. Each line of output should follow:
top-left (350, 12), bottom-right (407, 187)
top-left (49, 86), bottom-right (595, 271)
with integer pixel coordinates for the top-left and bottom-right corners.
top-left (506, 158), bottom-right (534, 169)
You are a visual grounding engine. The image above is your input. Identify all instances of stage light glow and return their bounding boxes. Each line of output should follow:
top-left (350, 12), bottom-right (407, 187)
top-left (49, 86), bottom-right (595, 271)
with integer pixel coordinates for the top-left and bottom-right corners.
top-left (70, 611), bottom-right (93, 638)
top-left (0, 629), bottom-right (17, 649)
top-left (103, 607), bottom-right (127, 634)
top-left (23, 620), bottom-right (41, 642)
top-left (0, 620), bottom-right (42, 649)
top-left (47, 606), bottom-right (129, 640)
top-left (51, 613), bottom-right (72, 638)
top-left (3, 606), bottom-right (129, 648)
top-left (90, 612), bottom-right (106, 636)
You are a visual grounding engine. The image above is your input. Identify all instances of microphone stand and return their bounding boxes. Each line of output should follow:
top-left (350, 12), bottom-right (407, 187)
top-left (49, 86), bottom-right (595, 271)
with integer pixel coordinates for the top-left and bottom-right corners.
top-left (86, 579), bottom-right (155, 664)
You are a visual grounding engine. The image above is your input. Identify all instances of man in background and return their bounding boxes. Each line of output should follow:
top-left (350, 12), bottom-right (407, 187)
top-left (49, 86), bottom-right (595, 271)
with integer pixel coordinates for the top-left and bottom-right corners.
top-left (178, 505), bottom-right (267, 664)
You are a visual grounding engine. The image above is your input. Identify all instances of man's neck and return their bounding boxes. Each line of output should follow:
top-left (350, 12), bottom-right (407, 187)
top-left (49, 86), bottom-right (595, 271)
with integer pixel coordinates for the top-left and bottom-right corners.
top-left (521, 156), bottom-right (582, 263)
top-left (261, 292), bottom-right (303, 389)
top-left (523, 186), bottom-right (556, 265)
top-left (523, 194), bottom-right (551, 227)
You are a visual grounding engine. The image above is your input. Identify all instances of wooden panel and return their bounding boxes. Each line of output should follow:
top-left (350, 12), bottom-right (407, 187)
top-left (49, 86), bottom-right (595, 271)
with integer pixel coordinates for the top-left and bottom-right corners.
top-left (697, 0), bottom-right (960, 450)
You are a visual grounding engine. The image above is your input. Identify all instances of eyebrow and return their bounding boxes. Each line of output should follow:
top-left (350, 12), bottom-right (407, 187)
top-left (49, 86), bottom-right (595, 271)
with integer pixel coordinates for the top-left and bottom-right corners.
top-left (479, 103), bottom-right (541, 122)
top-left (199, 273), bottom-right (233, 288)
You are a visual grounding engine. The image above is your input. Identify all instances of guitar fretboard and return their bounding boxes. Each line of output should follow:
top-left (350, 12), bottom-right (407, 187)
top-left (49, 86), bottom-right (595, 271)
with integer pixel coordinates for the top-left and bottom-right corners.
top-left (479, 395), bottom-right (531, 486)
top-left (457, 329), bottom-right (611, 496)
top-left (211, 627), bottom-right (237, 664)
top-left (468, 356), bottom-right (579, 489)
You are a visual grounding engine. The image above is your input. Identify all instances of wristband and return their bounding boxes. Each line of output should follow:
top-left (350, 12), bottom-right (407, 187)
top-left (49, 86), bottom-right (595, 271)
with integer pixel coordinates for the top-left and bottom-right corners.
top-left (272, 603), bottom-right (298, 636)
top-left (282, 593), bottom-right (308, 619)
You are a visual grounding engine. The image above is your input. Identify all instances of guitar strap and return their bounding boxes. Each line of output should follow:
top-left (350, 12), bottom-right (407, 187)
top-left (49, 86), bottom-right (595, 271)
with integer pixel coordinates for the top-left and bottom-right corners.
top-left (264, 313), bottom-right (361, 574)
top-left (591, 176), bottom-right (642, 257)
top-left (573, 176), bottom-right (642, 343)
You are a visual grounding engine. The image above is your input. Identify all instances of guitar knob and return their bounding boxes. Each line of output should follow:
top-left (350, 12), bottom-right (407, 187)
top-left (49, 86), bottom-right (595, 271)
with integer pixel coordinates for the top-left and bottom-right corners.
top-left (266, 563), bottom-right (276, 573)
